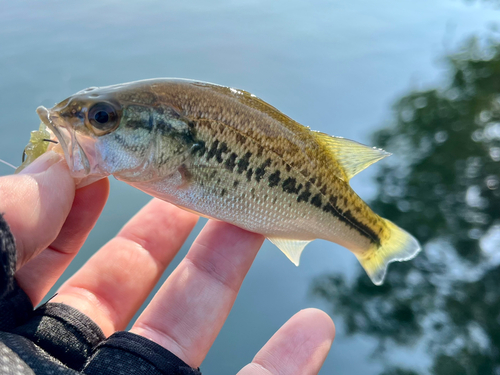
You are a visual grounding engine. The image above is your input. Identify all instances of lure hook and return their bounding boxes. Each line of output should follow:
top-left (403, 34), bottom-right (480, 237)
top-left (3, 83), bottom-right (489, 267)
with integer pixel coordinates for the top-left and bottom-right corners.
top-left (42, 139), bottom-right (59, 144)
top-left (21, 139), bottom-right (59, 163)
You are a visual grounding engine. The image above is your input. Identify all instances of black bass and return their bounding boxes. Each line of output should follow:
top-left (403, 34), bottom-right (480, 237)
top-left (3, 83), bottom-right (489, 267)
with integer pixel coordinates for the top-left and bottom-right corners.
top-left (36, 79), bottom-right (421, 285)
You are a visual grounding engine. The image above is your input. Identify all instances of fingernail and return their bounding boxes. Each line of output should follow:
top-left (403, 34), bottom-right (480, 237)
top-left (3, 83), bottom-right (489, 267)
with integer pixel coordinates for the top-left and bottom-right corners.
top-left (19, 151), bottom-right (63, 174)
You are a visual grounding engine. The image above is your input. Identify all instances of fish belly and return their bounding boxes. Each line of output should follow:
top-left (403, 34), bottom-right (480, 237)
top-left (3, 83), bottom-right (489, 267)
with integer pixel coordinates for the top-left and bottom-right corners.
top-left (126, 114), bottom-right (380, 258)
top-left (129, 153), bottom-right (374, 255)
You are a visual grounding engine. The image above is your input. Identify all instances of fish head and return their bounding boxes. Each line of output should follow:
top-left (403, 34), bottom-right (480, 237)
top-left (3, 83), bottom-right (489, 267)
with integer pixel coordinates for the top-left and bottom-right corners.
top-left (37, 83), bottom-right (196, 182)
top-left (36, 87), bottom-right (121, 179)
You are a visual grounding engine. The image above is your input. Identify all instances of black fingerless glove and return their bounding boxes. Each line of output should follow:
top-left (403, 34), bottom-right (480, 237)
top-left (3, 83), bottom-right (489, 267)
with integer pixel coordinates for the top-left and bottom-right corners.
top-left (0, 213), bottom-right (201, 375)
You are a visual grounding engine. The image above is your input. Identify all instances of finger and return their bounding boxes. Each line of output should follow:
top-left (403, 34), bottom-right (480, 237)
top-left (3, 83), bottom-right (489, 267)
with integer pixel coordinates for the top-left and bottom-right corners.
top-left (15, 177), bottom-right (110, 305)
top-left (130, 221), bottom-right (265, 368)
top-left (52, 199), bottom-right (199, 335)
top-left (237, 309), bottom-right (335, 375)
top-left (0, 151), bottom-right (75, 269)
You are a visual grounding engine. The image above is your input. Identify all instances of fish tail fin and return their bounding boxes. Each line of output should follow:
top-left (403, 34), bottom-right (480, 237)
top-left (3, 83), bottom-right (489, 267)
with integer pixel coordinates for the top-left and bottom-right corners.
top-left (355, 219), bottom-right (421, 285)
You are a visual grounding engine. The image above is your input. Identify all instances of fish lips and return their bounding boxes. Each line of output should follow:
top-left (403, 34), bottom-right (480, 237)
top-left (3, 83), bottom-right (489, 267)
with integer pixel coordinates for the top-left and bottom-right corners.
top-left (36, 105), bottom-right (94, 178)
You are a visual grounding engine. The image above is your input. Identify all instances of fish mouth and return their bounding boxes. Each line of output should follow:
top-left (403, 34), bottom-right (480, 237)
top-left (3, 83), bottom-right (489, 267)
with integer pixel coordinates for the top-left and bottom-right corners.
top-left (36, 106), bottom-right (91, 177)
top-left (36, 106), bottom-right (68, 155)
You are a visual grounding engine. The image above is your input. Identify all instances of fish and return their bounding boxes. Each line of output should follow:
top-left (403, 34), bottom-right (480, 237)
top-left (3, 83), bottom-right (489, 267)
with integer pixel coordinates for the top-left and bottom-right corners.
top-left (36, 78), bottom-right (421, 285)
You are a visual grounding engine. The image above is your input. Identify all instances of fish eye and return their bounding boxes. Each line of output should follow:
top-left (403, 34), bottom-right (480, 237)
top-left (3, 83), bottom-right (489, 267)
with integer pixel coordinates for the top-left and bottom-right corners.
top-left (88, 102), bottom-right (119, 135)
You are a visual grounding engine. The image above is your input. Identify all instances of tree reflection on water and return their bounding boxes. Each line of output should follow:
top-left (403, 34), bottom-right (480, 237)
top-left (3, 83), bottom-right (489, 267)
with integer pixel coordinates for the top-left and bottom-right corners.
top-left (312, 38), bottom-right (500, 374)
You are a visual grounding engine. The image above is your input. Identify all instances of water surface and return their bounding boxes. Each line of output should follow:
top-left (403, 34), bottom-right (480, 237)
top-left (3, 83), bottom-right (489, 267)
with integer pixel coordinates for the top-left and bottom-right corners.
top-left (1, 1), bottom-right (498, 373)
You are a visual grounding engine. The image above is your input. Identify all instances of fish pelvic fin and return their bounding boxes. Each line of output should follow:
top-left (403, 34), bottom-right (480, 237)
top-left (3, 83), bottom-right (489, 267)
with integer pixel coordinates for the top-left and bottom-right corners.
top-left (314, 132), bottom-right (391, 181)
top-left (356, 219), bottom-right (421, 285)
top-left (267, 237), bottom-right (312, 266)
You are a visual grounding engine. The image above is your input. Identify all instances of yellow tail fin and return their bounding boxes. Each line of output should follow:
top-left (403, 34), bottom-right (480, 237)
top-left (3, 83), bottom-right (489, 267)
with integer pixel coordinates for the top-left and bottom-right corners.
top-left (356, 220), bottom-right (421, 285)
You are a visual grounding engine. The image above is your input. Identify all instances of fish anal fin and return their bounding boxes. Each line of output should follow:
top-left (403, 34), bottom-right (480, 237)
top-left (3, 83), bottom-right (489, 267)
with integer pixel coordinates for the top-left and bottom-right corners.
top-left (314, 132), bottom-right (391, 181)
top-left (267, 237), bottom-right (312, 266)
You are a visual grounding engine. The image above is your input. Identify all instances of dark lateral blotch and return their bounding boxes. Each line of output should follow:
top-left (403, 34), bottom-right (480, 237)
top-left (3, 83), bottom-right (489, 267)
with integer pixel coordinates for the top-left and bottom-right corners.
top-left (342, 209), bottom-right (381, 244)
top-left (282, 177), bottom-right (299, 194)
top-left (310, 194), bottom-right (322, 208)
top-left (191, 140), bottom-right (206, 157)
top-left (329, 195), bottom-right (338, 207)
top-left (297, 190), bottom-right (311, 203)
top-left (237, 152), bottom-right (252, 174)
top-left (206, 140), bottom-right (219, 160)
top-left (321, 200), bottom-right (381, 244)
top-left (225, 152), bottom-right (238, 171)
top-left (255, 158), bottom-right (271, 182)
top-left (215, 142), bottom-right (229, 163)
top-left (322, 202), bottom-right (336, 215)
top-left (246, 168), bottom-right (253, 182)
top-left (268, 170), bottom-right (281, 187)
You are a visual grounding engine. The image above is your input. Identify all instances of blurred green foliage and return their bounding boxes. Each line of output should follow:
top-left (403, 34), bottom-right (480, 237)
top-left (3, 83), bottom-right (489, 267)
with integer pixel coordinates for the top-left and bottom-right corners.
top-left (313, 38), bottom-right (500, 374)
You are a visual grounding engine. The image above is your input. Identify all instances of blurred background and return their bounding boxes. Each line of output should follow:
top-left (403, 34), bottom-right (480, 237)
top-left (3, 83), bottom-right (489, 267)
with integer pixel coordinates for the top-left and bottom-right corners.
top-left (1, 1), bottom-right (499, 373)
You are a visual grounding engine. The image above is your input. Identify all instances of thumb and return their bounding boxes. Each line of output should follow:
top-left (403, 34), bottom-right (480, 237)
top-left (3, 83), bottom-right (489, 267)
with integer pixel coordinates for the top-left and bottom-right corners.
top-left (0, 151), bottom-right (75, 269)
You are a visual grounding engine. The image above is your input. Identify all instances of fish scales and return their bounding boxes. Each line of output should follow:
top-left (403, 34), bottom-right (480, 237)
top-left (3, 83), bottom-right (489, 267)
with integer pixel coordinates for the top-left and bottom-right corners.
top-left (115, 85), bottom-right (378, 248)
top-left (190, 118), bottom-right (368, 245)
top-left (105, 82), bottom-right (369, 241)
top-left (35, 78), bottom-right (421, 284)
top-left (150, 82), bottom-right (384, 245)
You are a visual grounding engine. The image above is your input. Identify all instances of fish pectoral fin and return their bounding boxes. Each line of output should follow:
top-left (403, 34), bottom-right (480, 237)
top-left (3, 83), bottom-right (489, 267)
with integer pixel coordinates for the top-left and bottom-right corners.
top-left (267, 237), bottom-right (312, 266)
top-left (314, 132), bottom-right (391, 181)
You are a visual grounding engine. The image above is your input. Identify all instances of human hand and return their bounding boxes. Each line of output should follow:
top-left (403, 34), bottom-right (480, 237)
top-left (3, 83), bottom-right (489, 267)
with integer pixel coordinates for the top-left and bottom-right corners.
top-left (0, 150), bottom-right (335, 374)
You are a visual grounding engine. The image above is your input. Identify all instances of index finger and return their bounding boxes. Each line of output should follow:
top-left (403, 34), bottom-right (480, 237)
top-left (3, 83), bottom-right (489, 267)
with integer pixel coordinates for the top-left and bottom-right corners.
top-left (0, 152), bottom-right (75, 269)
top-left (15, 177), bottom-right (110, 305)
top-left (130, 221), bottom-right (264, 368)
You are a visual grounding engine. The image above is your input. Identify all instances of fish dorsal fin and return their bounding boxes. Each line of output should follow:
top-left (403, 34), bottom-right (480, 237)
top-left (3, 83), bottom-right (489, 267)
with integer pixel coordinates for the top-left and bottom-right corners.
top-left (314, 132), bottom-right (391, 181)
top-left (267, 237), bottom-right (312, 266)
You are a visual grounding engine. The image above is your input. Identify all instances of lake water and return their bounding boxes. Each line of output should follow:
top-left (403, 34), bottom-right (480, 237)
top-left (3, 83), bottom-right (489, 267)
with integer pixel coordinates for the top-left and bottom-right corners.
top-left (1, 1), bottom-right (499, 374)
